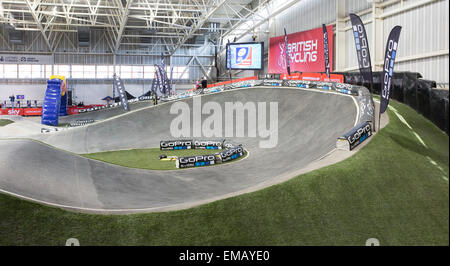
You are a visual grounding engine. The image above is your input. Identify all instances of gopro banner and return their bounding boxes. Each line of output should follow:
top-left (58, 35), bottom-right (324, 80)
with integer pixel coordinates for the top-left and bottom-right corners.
top-left (156, 65), bottom-right (164, 94)
top-left (269, 25), bottom-right (333, 73)
top-left (113, 74), bottom-right (130, 111)
top-left (176, 154), bottom-right (216, 168)
top-left (160, 140), bottom-right (193, 150)
top-left (284, 28), bottom-right (291, 76)
top-left (337, 122), bottom-right (372, 151)
top-left (380, 26), bottom-right (402, 114)
top-left (349, 13), bottom-right (373, 86)
top-left (219, 147), bottom-right (244, 162)
top-left (193, 140), bottom-right (223, 150)
top-left (322, 24), bottom-right (330, 78)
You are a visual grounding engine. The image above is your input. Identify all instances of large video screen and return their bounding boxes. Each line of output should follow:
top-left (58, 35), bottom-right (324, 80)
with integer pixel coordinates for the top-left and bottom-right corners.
top-left (226, 42), bottom-right (264, 70)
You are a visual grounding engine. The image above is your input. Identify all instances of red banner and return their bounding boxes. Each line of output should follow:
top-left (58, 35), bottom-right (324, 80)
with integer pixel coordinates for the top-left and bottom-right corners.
top-left (269, 25), bottom-right (333, 74)
top-left (23, 108), bottom-right (42, 116)
top-left (0, 108), bottom-right (24, 116)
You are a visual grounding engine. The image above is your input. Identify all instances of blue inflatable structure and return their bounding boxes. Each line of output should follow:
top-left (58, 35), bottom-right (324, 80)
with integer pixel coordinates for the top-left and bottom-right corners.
top-left (41, 79), bottom-right (62, 126)
top-left (59, 91), bottom-right (67, 116)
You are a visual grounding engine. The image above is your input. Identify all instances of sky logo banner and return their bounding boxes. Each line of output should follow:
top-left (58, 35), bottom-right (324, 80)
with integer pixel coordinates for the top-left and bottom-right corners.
top-left (349, 13), bottom-right (373, 88)
top-left (269, 25), bottom-right (333, 74)
top-left (226, 42), bottom-right (263, 70)
top-left (380, 26), bottom-right (402, 114)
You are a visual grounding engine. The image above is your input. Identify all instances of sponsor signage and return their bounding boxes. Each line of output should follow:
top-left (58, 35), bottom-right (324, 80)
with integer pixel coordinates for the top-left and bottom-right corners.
top-left (160, 140), bottom-right (193, 150)
top-left (23, 108), bottom-right (42, 116)
top-left (284, 28), bottom-right (291, 75)
top-left (269, 25), bottom-right (333, 74)
top-left (176, 154), bottom-right (216, 168)
top-left (223, 140), bottom-right (241, 149)
top-left (193, 140), bottom-right (223, 150)
top-left (337, 121), bottom-right (372, 151)
top-left (349, 13), bottom-right (373, 86)
top-left (380, 26), bottom-right (402, 114)
top-left (0, 54), bottom-right (54, 64)
top-left (322, 24), bottom-right (330, 78)
top-left (0, 108), bottom-right (23, 115)
top-left (113, 74), bottom-right (130, 111)
top-left (226, 42), bottom-right (264, 70)
top-left (219, 147), bottom-right (244, 162)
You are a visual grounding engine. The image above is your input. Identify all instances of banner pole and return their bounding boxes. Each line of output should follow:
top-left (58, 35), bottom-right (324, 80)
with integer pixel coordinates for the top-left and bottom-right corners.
top-left (378, 105), bottom-right (381, 133)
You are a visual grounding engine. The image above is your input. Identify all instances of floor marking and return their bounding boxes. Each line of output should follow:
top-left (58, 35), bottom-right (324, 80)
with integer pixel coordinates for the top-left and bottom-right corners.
top-left (390, 106), bottom-right (427, 148)
top-left (426, 157), bottom-right (448, 182)
top-left (412, 131), bottom-right (428, 148)
top-left (393, 111), bottom-right (413, 130)
top-left (426, 156), bottom-right (437, 166)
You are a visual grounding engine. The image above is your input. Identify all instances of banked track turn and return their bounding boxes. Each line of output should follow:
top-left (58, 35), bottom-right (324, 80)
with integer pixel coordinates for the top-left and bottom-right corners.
top-left (0, 86), bottom-right (359, 213)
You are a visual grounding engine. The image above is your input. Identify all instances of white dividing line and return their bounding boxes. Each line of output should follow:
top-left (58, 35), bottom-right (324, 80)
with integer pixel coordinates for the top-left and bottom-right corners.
top-left (382, 103), bottom-right (447, 182)
top-left (412, 131), bottom-right (428, 149)
top-left (392, 111), bottom-right (412, 130)
top-left (426, 156), bottom-right (449, 182)
top-left (389, 106), bottom-right (427, 148)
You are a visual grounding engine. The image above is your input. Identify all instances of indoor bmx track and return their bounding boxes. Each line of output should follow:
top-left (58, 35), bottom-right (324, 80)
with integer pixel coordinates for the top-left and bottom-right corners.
top-left (0, 86), bottom-right (360, 214)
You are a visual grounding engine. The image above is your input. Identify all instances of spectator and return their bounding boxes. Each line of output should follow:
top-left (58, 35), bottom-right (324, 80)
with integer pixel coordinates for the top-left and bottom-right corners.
top-left (201, 77), bottom-right (207, 94)
top-left (195, 79), bottom-right (201, 91)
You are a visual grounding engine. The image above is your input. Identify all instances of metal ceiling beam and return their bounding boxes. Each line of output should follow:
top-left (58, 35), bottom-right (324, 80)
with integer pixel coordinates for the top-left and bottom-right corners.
top-left (114, 0), bottom-right (133, 53)
top-left (24, 0), bottom-right (52, 52)
top-left (169, 0), bottom-right (227, 56)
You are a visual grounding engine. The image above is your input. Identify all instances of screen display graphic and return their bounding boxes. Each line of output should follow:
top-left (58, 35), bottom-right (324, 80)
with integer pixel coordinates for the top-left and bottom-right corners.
top-left (226, 42), bottom-right (263, 70)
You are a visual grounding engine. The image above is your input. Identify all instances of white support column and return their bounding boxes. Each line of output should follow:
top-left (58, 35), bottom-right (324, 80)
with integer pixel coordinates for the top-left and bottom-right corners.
top-left (335, 0), bottom-right (346, 71)
top-left (372, 1), bottom-right (384, 71)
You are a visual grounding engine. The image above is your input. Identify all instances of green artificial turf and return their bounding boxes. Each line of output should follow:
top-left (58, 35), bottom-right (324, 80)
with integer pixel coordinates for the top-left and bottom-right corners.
top-left (57, 123), bottom-right (70, 128)
top-left (81, 148), bottom-right (246, 170)
top-left (0, 99), bottom-right (448, 246)
top-left (0, 119), bottom-right (14, 127)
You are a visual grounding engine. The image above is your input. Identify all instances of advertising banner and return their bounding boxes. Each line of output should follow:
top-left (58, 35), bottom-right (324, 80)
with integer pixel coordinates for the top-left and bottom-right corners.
top-left (269, 25), bottom-right (333, 73)
top-left (227, 39), bottom-right (232, 80)
top-left (337, 121), bottom-right (372, 151)
top-left (284, 28), bottom-right (291, 75)
top-left (176, 154), bottom-right (216, 168)
top-left (219, 147), bottom-right (244, 162)
top-left (23, 108), bottom-right (42, 116)
top-left (349, 13), bottom-right (373, 87)
top-left (380, 26), bottom-right (402, 114)
top-left (160, 140), bottom-right (193, 150)
top-left (0, 108), bottom-right (23, 116)
top-left (193, 140), bottom-right (223, 150)
top-left (113, 74), bottom-right (130, 111)
top-left (322, 24), bottom-right (330, 78)
top-left (0, 54), bottom-right (53, 64)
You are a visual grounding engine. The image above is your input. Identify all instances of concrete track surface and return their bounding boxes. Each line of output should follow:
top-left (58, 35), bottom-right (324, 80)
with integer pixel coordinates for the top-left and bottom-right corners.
top-left (0, 87), bottom-right (358, 213)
